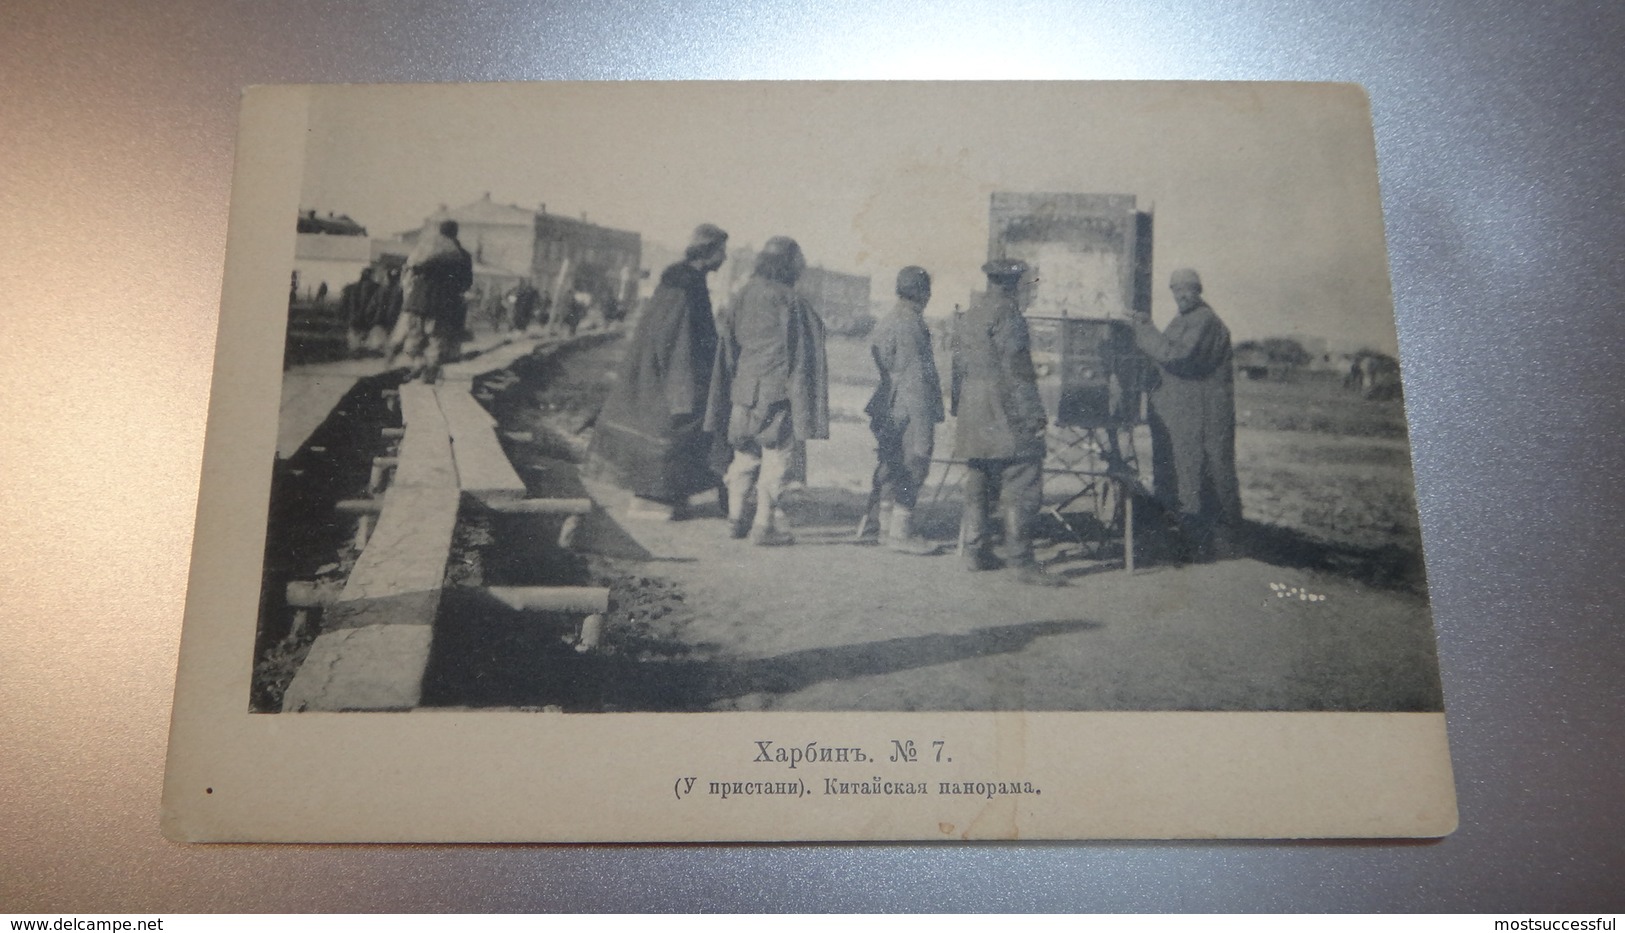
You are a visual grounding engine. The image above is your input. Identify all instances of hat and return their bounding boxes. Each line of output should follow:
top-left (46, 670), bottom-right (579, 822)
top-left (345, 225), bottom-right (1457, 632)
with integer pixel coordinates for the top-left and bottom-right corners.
top-left (896, 266), bottom-right (931, 301)
top-left (684, 223), bottom-right (729, 260)
top-left (1169, 268), bottom-right (1202, 291)
top-left (981, 258), bottom-right (1028, 282)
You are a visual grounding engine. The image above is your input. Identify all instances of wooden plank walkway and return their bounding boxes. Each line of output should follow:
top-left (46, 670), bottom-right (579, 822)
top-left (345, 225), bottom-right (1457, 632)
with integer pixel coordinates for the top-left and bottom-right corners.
top-left (283, 387), bottom-right (461, 711)
top-left (436, 387), bottom-right (527, 503)
top-left (393, 384), bottom-right (458, 490)
top-left (276, 331), bottom-right (533, 461)
top-left (281, 332), bottom-right (606, 711)
top-left (276, 359), bottom-right (385, 460)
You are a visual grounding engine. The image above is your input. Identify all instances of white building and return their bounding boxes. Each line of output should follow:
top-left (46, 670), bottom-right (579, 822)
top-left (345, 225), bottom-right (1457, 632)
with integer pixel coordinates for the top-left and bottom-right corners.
top-left (291, 232), bottom-right (371, 302)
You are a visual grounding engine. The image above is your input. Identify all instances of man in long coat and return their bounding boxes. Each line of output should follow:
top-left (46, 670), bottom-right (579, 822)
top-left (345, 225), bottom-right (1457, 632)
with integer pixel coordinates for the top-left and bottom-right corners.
top-left (587, 224), bottom-right (729, 519)
top-left (363, 266), bottom-right (404, 353)
top-left (391, 220), bottom-right (473, 382)
top-left (862, 265), bottom-right (944, 554)
top-left (704, 236), bottom-right (829, 546)
top-left (1129, 267), bottom-right (1243, 560)
top-left (952, 259), bottom-right (1064, 585)
top-left (340, 267), bottom-right (381, 357)
top-left (506, 278), bottom-right (541, 333)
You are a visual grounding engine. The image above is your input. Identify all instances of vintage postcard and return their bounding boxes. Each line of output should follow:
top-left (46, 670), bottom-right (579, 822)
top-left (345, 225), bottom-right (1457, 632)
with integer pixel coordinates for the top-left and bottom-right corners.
top-left (162, 81), bottom-right (1456, 841)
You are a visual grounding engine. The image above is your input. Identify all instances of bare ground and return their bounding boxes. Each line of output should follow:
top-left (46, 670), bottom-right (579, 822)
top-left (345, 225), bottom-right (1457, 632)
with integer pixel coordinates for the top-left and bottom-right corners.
top-left (468, 334), bottom-right (1443, 713)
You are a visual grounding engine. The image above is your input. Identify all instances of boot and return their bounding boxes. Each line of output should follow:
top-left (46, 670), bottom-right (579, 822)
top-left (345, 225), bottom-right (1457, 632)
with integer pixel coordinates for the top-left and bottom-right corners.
top-left (1009, 560), bottom-right (1067, 587)
top-left (887, 506), bottom-right (939, 555)
top-left (749, 522), bottom-right (795, 547)
top-left (1180, 513), bottom-right (1216, 564)
top-left (727, 483), bottom-right (751, 539)
top-left (749, 491), bottom-right (794, 547)
top-left (1004, 507), bottom-right (1066, 586)
top-left (961, 499), bottom-right (1001, 571)
top-left (1209, 521), bottom-right (1245, 561)
top-left (625, 496), bottom-right (674, 521)
top-left (854, 501), bottom-right (891, 543)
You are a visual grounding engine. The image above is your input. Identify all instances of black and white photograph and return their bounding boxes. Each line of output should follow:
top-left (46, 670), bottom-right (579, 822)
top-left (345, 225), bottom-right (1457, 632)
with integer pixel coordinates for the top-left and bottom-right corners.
top-left (162, 81), bottom-right (1456, 842)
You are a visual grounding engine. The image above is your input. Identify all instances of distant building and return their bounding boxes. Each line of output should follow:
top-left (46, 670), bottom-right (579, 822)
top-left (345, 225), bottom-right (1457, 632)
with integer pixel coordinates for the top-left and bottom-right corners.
top-left (1288, 335), bottom-right (1342, 373)
top-left (716, 243), bottom-right (872, 336)
top-left (399, 194), bottom-right (537, 305)
top-left (296, 209), bottom-right (367, 236)
top-left (797, 266), bottom-right (873, 337)
top-left (534, 210), bottom-right (642, 321)
top-left (292, 211), bottom-right (371, 303)
top-left (400, 195), bottom-right (643, 321)
top-left (1234, 337), bottom-right (1314, 381)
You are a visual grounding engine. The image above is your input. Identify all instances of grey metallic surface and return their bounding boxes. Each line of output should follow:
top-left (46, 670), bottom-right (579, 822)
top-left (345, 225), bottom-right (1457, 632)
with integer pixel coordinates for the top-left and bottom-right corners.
top-left (2, 0), bottom-right (1621, 912)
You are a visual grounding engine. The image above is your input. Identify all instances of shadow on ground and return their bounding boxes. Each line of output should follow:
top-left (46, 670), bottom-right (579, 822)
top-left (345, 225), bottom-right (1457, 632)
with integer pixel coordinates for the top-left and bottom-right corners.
top-left (1236, 519), bottom-right (1427, 594)
top-left (774, 486), bottom-right (1425, 593)
top-left (419, 609), bottom-right (1097, 711)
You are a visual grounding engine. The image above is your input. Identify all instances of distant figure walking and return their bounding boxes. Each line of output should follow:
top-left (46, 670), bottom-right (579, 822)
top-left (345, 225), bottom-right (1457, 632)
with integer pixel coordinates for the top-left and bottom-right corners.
top-left (364, 266), bottom-right (404, 353)
top-left (388, 220), bottom-right (473, 382)
top-left (340, 267), bottom-right (380, 357)
top-left (506, 279), bottom-right (541, 334)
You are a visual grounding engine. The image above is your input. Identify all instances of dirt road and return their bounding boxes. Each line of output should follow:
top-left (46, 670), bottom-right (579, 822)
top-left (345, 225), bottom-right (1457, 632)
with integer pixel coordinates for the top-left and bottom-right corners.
top-left (487, 333), bottom-right (1442, 714)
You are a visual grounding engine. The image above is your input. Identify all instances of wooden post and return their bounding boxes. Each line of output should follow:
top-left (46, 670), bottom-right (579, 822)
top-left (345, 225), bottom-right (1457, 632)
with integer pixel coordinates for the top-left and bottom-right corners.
top-left (1123, 483), bottom-right (1134, 574)
top-left (285, 580), bottom-right (344, 608)
top-left (487, 498), bottom-right (594, 516)
top-left (334, 498), bottom-right (385, 514)
top-left (557, 514), bottom-right (582, 549)
top-left (487, 586), bottom-right (610, 614)
top-left (368, 456), bottom-right (398, 493)
top-left (577, 613), bottom-right (605, 652)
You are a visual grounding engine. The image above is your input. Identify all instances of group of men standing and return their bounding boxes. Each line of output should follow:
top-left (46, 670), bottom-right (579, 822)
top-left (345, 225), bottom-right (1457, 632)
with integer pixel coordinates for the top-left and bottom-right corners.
top-left (340, 266), bottom-right (404, 358)
top-left (587, 221), bottom-right (1244, 583)
top-left (332, 218), bottom-right (477, 383)
top-left (588, 227), bottom-right (830, 546)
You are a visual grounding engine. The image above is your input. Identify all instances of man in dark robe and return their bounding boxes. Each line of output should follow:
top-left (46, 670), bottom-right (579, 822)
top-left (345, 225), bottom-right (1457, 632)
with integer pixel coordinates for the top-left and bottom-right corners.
top-left (341, 267), bottom-right (380, 357)
top-left (861, 265), bottom-right (944, 554)
top-left (506, 279), bottom-right (541, 333)
top-left (1129, 267), bottom-right (1243, 561)
top-left (363, 266), bottom-right (404, 353)
top-left (952, 259), bottom-right (1064, 586)
top-left (587, 224), bottom-right (730, 519)
top-left (704, 236), bottom-right (830, 546)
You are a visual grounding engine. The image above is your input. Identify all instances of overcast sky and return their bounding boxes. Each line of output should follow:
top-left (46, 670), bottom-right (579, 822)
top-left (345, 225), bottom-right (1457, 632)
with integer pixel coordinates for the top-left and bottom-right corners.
top-left (299, 82), bottom-right (1400, 353)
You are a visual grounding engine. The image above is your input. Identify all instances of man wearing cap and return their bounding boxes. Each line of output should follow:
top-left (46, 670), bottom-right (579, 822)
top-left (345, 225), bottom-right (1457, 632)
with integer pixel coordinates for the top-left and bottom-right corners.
top-left (1129, 268), bottom-right (1243, 561)
top-left (951, 259), bottom-right (1065, 586)
top-left (859, 266), bottom-right (944, 554)
top-left (587, 224), bottom-right (730, 520)
top-left (705, 236), bottom-right (830, 546)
